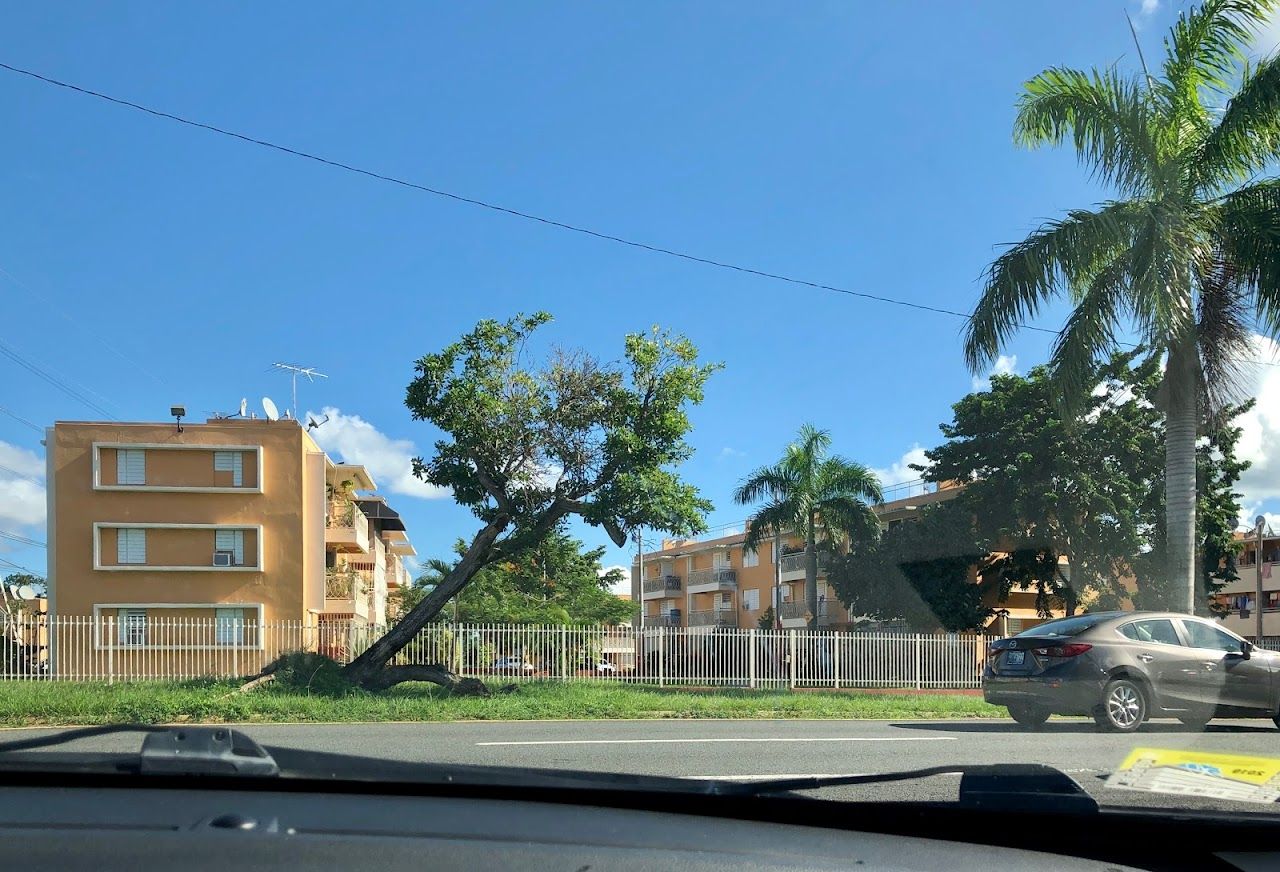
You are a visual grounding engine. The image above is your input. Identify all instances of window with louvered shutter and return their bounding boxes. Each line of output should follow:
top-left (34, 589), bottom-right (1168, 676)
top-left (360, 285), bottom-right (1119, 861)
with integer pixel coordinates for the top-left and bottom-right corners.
top-left (213, 451), bottom-right (243, 486)
top-left (214, 529), bottom-right (244, 565)
top-left (118, 609), bottom-right (146, 645)
top-left (117, 449), bottom-right (145, 485)
top-left (117, 528), bottom-right (146, 564)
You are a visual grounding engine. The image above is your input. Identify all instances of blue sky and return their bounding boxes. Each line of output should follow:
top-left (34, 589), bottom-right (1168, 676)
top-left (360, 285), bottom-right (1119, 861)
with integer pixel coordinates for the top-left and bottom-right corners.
top-left (2, 1), bottom-right (1279, 587)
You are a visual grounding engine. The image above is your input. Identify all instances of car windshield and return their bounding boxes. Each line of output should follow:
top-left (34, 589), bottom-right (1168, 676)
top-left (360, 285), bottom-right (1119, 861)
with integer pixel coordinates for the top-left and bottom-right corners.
top-left (5, 0), bottom-right (1280, 826)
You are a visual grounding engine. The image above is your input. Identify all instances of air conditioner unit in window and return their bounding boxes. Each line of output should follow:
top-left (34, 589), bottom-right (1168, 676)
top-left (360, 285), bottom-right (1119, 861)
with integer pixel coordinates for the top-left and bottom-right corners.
top-left (213, 551), bottom-right (234, 567)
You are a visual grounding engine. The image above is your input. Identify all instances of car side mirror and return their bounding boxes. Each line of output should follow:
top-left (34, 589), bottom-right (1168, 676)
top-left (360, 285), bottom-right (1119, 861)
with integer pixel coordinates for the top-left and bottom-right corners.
top-left (1236, 641), bottom-right (1253, 660)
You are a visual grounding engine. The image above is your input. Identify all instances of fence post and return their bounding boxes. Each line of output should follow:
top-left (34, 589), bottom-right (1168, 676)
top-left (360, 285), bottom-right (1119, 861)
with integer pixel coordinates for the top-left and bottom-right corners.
top-left (107, 617), bottom-right (114, 685)
top-left (748, 629), bottom-right (757, 689)
top-left (658, 627), bottom-right (665, 687)
top-left (559, 625), bottom-right (567, 682)
top-left (788, 629), bottom-right (797, 690)
top-left (914, 634), bottom-right (922, 690)
top-left (833, 632), bottom-right (841, 690)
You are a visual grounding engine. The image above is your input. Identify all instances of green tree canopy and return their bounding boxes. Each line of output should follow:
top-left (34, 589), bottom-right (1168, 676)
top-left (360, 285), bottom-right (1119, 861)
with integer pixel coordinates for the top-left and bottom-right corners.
top-left (343, 313), bottom-right (716, 690)
top-left (964, 0), bottom-right (1280, 614)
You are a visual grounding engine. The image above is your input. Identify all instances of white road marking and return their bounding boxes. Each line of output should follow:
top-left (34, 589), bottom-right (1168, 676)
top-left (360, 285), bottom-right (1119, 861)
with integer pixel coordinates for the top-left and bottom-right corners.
top-left (475, 736), bottom-right (957, 746)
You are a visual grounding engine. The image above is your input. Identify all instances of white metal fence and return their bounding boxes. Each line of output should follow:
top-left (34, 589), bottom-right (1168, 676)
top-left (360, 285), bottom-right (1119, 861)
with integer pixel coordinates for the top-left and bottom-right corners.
top-left (0, 614), bottom-right (988, 689)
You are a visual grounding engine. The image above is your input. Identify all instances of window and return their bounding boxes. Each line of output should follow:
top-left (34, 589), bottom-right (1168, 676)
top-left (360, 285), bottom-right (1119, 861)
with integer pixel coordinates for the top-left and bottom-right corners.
top-left (214, 529), bottom-right (245, 565)
top-left (1014, 613), bottom-right (1108, 638)
top-left (213, 450), bottom-right (244, 486)
top-left (118, 608), bottom-right (146, 646)
top-left (117, 449), bottom-right (145, 485)
top-left (743, 589), bottom-right (760, 611)
top-left (117, 528), bottom-right (146, 564)
top-left (215, 608), bottom-right (243, 645)
top-left (743, 548), bottom-right (759, 568)
top-left (1118, 618), bottom-right (1181, 646)
top-left (1183, 620), bottom-right (1247, 654)
top-left (719, 591), bottom-right (732, 606)
top-left (714, 550), bottom-right (731, 569)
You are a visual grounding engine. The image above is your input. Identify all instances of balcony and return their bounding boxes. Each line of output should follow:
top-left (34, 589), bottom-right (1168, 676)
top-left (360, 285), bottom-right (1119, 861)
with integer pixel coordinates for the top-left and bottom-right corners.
top-left (647, 611), bottom-right (682, 627)
top-left (688, 608), bottom-right (738, 628)
top-left (325, 500), bottom-right (370, 554)
top-left (779, 600), bottom-right (830, 628)
top-left (779, 551), bottom-right (833, 582)
top-left (642, 575), bottom-right (682, 600)
top-left (686, 567), bottom-right (737, 593)
top-left (324, 567), bottom-right (370, 619)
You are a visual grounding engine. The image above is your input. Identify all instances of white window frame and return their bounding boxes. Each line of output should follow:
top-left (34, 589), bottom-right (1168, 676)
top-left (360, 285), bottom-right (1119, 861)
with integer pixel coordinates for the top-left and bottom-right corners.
top-left (117, 528), bottom-right (147, 565)
top-left (743, 589), bottom-right (760, 611)
top-left (92, 443), bottom-right (263, 493)
top-left (214, 529), bottom-right (245, 565)
top-left (118, 608), bottom-right (147, 646)
top-left (117, 449), bottom-right (146, 485)
top-left (742, 548), bottom-right (759, 568)
top-left (94, 523), bottom-right (263, 572)
top-left (94, 602), bottom-right (264, 650)
top-left (215, 607), bottom-right (244, 646)
top-left (213, 450), bottom-right (244, 487)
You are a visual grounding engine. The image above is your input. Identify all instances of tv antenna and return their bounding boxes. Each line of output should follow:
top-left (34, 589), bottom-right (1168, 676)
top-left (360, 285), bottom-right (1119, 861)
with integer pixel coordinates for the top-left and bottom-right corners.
top-left (272, 362), bottom-right (328, 418)
top-left (306, 413), bottom-right (330, 432)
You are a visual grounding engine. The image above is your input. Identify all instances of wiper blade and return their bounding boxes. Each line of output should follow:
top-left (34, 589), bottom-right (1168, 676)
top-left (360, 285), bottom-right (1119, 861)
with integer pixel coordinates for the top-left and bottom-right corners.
top-left (722, 763), bottom-right (1098, 812)
top-left (0, 725), bottom-right (278, 777)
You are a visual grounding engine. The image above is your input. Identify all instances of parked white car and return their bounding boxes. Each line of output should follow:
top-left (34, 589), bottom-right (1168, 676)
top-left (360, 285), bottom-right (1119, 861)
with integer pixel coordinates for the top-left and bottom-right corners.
top-left (492, 656), bottom-right (536, 673)
top-left (590, 659), bottom-right (616, 674)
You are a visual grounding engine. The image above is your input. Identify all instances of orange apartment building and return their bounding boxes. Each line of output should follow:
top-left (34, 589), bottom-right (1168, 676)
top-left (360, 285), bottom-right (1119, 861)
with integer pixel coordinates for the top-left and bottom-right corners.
top-left (1215, 526), bottom-right (1280, 638)
top-left (631, 481), bottom-right (1065, 634)
top-left (46, 417), bottom-right (415, 660)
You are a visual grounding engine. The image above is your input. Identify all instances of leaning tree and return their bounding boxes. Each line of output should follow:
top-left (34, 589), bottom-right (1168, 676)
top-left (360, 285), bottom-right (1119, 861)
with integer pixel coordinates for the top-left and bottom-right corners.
top-left (340, 313), bottom-right (717, 691)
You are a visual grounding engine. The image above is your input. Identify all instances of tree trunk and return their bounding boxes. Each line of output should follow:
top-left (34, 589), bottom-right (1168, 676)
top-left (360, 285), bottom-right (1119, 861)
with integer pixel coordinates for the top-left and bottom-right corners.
top-left (805, 515), bottom-right (818, 632)
top-left (361, 664), bottom-right (490, 696)
top-left (341, 515), bottom-right (509, 687)
top-left (1166, 337), bottom-right (1200, 615)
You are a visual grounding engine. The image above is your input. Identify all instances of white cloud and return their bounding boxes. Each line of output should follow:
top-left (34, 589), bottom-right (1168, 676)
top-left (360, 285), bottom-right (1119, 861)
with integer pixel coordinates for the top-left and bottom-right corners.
top-left (306, 407), bottom-right (449, 500)
top-left (1252, 6), bottom-right (1280, 56)
top-left (717, 446), bottom-right (745, 461)
top-left (873, 444), bottom-right (931, 486)
top-left (1233, 335), bottom-right (1280, 510)
top-left (598, 564), bottom-right (631, 595)
top-left (971, 354), bottom-right (1018, 391)
top-left (1139, 0), bottom-right (1160, 17)
top-left (0, 440), bottom-right (45, 530)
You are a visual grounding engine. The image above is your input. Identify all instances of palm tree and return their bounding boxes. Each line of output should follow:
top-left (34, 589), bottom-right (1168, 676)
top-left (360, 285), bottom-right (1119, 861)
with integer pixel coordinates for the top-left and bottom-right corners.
top-left (733, 424), bottom-right (883, 630)
top-left (965, 0), bottom-right (1280, 615)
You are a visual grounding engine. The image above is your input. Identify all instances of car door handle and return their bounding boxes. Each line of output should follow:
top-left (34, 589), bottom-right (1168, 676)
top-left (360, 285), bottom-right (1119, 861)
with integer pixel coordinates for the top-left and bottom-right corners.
top-left (1138, 654), bottom-right (1155, 663)
top-left (1203, 662), bottom-right (1217, 670)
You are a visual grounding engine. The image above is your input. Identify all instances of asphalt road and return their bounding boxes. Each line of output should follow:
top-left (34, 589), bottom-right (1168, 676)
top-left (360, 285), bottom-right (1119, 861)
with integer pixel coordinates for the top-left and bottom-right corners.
top-left (6, 717), bottom-right (1280, 814)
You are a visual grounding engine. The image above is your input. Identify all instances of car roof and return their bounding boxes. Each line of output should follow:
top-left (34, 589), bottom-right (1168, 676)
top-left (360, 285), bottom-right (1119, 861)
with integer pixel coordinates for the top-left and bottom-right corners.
top-left (1073, 610), bottom-right (1217, 625)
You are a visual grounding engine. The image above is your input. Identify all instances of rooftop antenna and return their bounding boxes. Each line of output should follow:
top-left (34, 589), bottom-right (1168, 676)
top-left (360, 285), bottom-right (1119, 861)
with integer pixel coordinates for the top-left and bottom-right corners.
top-left (307, 413), bottom-right (330, 432)
top-left (238, 398), bottom-right (247, 417)
top-left (262, 396), bottom-right (280, 421)
top-left (272, 362), bottom-right (328, 419)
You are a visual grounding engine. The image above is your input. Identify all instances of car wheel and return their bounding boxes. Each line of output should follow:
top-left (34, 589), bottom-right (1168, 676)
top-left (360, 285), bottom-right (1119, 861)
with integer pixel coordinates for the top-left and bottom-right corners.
top-left (1095, 678), bottom-right (1148, 733)
top-left (1007, 704), bottom-right (1051, 729)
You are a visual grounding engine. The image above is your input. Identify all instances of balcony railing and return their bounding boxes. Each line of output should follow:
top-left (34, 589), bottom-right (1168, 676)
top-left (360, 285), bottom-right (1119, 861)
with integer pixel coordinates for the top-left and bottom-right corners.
top-left (642, 575), bottom-right (682, 597)
top-left (688, 609), bottom-right (738, 628)
top-left (325, 568), bottom-right (363, 599)
top-left (326, 499), bottom-right (357, 528)
top-left (778, 551), bottom-right (833, 577)
top-left (325, 499), bottom-right (370, 553)
top-left (647, 612), bottom-right (682, 627)
top-left (686, 568), bottom-right (737, 591)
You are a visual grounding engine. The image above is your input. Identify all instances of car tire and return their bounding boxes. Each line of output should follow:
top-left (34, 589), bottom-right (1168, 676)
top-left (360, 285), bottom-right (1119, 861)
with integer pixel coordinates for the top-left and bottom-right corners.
top-left (1008, 704), bottom-right (1051, 729)
top-left (1095, 678), bottom-right (1148, 733)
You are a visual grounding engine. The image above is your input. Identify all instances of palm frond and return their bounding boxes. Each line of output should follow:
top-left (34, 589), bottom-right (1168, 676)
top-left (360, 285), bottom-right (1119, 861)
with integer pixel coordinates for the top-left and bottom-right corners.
top-left (742, 499), bottom-right (800, 554)
top-left (1163, 0), bottom-right (1273, 103)
top-left (1016, 66), bottom-right (1159, 195)
top-left (965, 202), bottom-right (1141, 371)
top-left (1196, 250), bottom-right (1255, 410)
top-left (1215, 180), bottom-right (1280, 337)
top-left (1048, 253), bottom-right (1133, 405)
top-left (1198, 54), bottom-right (1280, 189)
top-left (732, 463), bottom-right (794, 507)
top-left (813, 496), bottom-right (880, 549)
top-left (816, 457), bottom-right (884, 505)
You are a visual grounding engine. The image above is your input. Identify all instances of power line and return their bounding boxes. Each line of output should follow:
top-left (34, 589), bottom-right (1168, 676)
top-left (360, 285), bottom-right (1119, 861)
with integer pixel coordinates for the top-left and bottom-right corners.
top-left (0, 529), bottom-right (44, 549)
top-left (0, 556), bottom-right (43, 578)
top-left (2, 61), bottom-right (1277, 369)
top-left (0, 463), bottom-right (42, 485)
top-left (0, 60), bottom-right (1009, 333)
top-left (0, 338), bottom-right (116, 420)
top-left (0, 404), bottom-right (42, 434)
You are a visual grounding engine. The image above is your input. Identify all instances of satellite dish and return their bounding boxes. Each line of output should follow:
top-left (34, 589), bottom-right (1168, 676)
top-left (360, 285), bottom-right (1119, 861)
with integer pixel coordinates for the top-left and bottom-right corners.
top-left (15, 585), bottom-right (36, 601)
top-left (262, 397), bottom-right (279, 421)
top-left (239, 398), bottom-right (248, 417)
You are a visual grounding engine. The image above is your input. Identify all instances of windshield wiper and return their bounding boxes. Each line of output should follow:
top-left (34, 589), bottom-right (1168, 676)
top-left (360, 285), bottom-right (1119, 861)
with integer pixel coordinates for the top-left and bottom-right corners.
top-left (0, 725), bottom-right (279, 777)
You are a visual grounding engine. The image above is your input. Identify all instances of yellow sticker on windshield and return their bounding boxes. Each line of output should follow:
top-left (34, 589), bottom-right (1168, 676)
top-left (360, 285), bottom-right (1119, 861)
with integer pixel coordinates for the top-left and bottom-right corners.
top-left (1106, 747), bottom-right (1280, 804)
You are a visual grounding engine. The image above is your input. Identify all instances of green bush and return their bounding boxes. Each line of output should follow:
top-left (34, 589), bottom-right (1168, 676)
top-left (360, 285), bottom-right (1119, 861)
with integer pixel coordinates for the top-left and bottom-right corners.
top-left (267, 651), bottom-right (356, 696)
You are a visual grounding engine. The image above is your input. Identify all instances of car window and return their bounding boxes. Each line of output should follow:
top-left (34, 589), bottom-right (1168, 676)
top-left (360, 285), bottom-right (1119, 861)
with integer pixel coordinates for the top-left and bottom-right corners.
top-left (1118, 618), bottom-right (1181, 646)
top-left (1181, 620), bottom-right (1246, 653)
top-left (1014, 614), bottom-right (1110, 638)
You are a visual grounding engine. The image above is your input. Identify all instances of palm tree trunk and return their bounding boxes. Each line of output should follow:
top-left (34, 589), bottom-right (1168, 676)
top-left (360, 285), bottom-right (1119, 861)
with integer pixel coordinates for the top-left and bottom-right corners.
top-left (1166, 338), bottom-right (1199, 615)
top-left (805, 514), bottom-right (818, 632)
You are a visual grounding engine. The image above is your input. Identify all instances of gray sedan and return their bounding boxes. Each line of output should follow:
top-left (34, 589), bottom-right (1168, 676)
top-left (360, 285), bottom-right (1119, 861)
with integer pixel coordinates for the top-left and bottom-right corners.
top-left (983, 611), bottom-right (1280, 732)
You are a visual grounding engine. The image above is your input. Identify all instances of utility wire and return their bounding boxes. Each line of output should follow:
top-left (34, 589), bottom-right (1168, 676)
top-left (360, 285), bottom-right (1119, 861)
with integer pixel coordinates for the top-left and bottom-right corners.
top-left (0, 404), bottom-right (42, 434)
top-left (2, 61), bottom-right (1278, 369)
top-left (0, 556), bottom-right (43, 578)
top-left (0, 529), bottom-right (45, 548)
top-left (0, 463), bottom-right (42, 485)
top-left (0, 338), bottom-right (116, 420)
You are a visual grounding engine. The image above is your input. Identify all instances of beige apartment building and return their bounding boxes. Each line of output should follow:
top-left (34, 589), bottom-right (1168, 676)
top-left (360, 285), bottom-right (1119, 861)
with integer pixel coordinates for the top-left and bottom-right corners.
top-left (631, 482), bottom-right (1063, 634)
top-left (1215, 528), bottom-right (1280, 638)
top-left (47, 417), bottom-right (415, 657)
